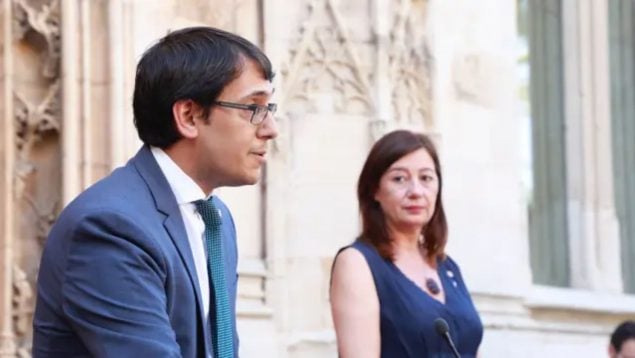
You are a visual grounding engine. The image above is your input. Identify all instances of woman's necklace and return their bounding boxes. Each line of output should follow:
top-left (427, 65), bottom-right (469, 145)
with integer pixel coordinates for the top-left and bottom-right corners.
top-left (425, 277), bottom-right (441, 295)
top-left (419, 238), bottom-right (441, 295)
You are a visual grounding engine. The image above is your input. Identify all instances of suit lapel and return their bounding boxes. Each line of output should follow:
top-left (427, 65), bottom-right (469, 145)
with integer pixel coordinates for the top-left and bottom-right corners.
top-left (130, 146), bottom-right (208, 351)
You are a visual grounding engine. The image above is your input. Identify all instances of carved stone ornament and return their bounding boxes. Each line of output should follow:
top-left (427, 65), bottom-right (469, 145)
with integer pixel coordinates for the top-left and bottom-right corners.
top-left (22, 192), bottom-right (58, 247)
top-left (388, 0), bottom-right (433, 127)
top-left (12, 264), bottom-right (34, 357)
top-left (14, 81), bottom-right (60, 150)
top-left (14, 80), bottom-right (61, 199)
top-left (12, 0), bottom-right (61, 199)
top-left (280, 0), bottom-right (374, 115)
top-left (13, 0), bottom-right (61, 79)
top-left (6, 1), bottom-right (62, 356)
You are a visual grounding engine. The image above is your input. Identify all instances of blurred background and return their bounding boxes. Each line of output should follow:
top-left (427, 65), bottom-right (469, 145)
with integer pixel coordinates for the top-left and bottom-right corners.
top-left (0, 0), bottom-right (633, 356)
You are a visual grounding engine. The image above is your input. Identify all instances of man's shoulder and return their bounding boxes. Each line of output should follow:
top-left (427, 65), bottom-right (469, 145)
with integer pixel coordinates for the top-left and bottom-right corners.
top-left (71, 146), bottom-right (159, 205)
top-left (58, 161), bottom-right (161, 227)
top-left (47, 162), bottom-right (167, 251)
top-left (79, 165), bottom-right (148, 205)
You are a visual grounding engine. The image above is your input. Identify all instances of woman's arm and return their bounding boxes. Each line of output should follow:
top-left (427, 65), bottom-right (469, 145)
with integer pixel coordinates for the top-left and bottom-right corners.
top-left (330, 247), bottom-right (380, 358)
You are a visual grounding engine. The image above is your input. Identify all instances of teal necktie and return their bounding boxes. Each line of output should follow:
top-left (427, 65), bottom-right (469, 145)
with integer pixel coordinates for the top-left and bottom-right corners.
top-left (195, 198), bottom-right (234, 358)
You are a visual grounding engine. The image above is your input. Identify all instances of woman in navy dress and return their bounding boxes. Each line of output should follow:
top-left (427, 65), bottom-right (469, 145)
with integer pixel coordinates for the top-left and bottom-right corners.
top-left (330, 130), bottom-right (483, 357)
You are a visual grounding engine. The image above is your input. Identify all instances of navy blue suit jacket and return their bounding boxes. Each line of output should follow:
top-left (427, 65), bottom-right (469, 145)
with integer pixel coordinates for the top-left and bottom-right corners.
top-left (33, 146), bottom-right (239, 357)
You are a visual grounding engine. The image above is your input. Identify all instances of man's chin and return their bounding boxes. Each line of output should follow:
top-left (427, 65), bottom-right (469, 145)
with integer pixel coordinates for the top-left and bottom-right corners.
top-left (246, 168), bottom-right (262, 184)
top-left (244, 176), bottom-right (260, 185)
top-left (226, 170), bottom-right (261, 187)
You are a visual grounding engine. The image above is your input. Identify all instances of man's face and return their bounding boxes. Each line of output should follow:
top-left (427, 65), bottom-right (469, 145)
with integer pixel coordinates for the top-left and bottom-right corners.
top-left (619, 339), bottom-right (635, 358)
top-left (611, 338), bottom-right (635, 358)
top-left (193, 58), bottom-right (278, 190)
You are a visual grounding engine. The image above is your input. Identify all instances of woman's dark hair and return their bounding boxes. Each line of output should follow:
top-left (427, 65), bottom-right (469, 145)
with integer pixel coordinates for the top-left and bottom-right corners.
top-left (357, 130), bottom-right (447, 261)
top-left (611, 320), bottom-right (635, 352)
top-left (133, 26), bottom-right (274, 148)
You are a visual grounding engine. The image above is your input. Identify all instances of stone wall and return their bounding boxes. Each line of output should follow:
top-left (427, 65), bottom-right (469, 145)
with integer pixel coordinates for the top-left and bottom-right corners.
top-left (0, 1), bottom-right (632, 357)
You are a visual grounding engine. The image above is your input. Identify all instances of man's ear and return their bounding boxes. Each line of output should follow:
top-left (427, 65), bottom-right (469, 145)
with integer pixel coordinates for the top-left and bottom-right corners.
top-left (172, 99), bottom-right (203, 139)
top-left (609, 344), bottom-right (617, 358)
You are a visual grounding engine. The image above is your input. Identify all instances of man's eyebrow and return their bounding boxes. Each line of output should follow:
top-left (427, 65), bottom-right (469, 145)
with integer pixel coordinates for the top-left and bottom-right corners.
top-left (239, 88), bottom-right (276, 100)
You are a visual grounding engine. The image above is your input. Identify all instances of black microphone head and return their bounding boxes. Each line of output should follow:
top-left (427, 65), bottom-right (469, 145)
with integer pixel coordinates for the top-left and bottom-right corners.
top-left (434, 318), bottom-right (450, 335)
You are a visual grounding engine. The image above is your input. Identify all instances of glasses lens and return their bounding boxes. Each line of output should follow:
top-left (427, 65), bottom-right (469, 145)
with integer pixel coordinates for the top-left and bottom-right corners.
top-left (252, 106), bottom-right (267, 124)
top-left (251, 104), bottom-right (278, 124)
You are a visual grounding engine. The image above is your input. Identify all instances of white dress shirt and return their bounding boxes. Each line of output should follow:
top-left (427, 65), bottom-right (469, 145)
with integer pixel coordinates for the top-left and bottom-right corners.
top-left (151, 147), bottom-right (210, 322)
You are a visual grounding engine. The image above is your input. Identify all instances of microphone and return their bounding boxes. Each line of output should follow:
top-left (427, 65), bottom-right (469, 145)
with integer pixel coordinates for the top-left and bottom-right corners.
top-left (434, 318), bottom-right (461, 358)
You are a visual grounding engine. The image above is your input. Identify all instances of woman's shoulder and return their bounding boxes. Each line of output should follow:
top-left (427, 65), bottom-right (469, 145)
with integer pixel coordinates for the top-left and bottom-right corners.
top-left (334, 246), bottom-right (368, 269)
top-left (439, 253), bottom-right (462, 271)
top-left (331, 244), bottom-right (375, 292)
top-left (336, 239), bottom-right (374, 258)
top-left (439, 253), bottom-right (469, 282)
top-left (335, 239), bottom-right (374, 264)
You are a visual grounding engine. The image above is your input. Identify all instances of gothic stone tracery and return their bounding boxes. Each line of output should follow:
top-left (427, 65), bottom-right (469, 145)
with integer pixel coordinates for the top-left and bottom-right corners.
top-left (9, 0), bottom-right (62, 355)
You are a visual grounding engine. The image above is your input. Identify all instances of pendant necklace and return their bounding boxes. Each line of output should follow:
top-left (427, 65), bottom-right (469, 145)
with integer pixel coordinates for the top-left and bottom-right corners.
top-left (419, 236), bottom-right (441, 295)
top-left (425, 277), bottom-right (441, 295)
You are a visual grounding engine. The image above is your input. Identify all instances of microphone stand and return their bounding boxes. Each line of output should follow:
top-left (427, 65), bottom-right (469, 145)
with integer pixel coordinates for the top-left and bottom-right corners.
top-left (434, 318), bottom-right (461, 358)
top-left (440, 330), bottom-right (461, 358)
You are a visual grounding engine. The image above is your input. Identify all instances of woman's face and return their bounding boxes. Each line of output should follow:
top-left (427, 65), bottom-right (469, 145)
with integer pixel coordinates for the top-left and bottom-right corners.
top-left (374, 148), bottom-right (439, 233)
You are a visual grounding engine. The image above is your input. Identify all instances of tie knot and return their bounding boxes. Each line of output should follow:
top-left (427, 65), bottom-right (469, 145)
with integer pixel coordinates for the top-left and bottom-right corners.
top-left (195, 198), bottom-right (222, 227)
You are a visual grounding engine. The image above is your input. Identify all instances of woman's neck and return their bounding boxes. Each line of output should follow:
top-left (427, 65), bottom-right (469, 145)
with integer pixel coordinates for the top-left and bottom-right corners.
top-left (387, 225), bottom-right (437, 265)
top-left (389, 226), bottom-right (422, 253)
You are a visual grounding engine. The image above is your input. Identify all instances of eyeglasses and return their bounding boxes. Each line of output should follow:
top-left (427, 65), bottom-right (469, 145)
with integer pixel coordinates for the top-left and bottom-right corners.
top-left (214, 101), bottom-right (278, 125)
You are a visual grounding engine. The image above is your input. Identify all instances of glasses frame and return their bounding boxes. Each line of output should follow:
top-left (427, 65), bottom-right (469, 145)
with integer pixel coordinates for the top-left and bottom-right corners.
top-left (214, 100), bottom-right (277, 124)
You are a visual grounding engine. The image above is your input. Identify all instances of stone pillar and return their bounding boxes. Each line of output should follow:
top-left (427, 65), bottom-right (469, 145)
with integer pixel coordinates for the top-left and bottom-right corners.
top-left (61, 0), bottom-right (125, 201)
top-left (0, 0), bottom-right (62, 355)
top-left (562, 0), bottom-right (622, 291)
top-left (0, 1), bottom-right (16, 355)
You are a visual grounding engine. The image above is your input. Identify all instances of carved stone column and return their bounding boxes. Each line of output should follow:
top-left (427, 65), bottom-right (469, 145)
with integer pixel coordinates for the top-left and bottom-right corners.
top-left (0, 0), bottom-right (62, 356)
top-left (387, 0), bottom-right (434, 134)
top-left (0, 0), bottom-right (16, 355)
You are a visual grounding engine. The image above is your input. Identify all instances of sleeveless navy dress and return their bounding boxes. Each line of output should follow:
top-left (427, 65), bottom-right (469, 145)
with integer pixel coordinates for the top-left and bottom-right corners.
top-left (343, 240), bottom-right (483, 358)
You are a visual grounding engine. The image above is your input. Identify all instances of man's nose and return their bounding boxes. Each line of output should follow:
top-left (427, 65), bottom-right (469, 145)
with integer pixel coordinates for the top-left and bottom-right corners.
top-left (258, 112), bottom-right (278, 139)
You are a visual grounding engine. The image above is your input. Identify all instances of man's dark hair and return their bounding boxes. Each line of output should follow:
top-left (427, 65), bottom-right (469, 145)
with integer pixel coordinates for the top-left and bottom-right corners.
top-left (133, 26), bottom-right (274, 148)
top-left (611, 320), bottom-right (635, 352)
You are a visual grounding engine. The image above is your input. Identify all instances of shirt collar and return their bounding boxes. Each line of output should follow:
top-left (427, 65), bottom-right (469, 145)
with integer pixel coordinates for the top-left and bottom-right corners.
top-left (150, 146), bottom-right (210, 205)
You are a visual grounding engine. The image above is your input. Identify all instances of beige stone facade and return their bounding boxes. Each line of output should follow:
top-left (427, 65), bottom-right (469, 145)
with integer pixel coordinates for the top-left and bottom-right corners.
top-left (0, 0), bottom-right (633, 357)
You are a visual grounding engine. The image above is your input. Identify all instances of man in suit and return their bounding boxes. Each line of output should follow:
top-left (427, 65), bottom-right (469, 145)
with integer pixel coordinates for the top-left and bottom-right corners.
top-left (32, 26), bottom-right (278, 357)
